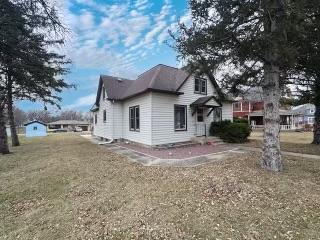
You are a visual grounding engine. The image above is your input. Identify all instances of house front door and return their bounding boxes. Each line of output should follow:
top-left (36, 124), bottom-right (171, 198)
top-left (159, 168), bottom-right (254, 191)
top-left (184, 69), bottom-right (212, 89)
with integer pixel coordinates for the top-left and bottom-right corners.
top-left (195, 108), bottom-right (206, 136)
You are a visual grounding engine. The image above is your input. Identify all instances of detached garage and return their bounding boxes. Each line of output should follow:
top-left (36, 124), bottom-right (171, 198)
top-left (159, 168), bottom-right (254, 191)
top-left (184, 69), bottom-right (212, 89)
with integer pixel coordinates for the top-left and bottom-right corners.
top-left (24, 121), bottom-right (47, 137)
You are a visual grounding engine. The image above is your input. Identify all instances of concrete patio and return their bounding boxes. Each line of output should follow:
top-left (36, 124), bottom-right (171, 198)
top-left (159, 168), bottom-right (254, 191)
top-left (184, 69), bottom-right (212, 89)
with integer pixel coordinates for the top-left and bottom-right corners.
top-left (81, 135), bottom-right (242, 167)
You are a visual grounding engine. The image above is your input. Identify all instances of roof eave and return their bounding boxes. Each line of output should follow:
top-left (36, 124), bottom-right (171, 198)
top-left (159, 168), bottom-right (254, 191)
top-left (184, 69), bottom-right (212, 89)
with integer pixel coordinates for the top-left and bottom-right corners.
top-left (108, 88), bottom-right (183, 101)
top-left (24, 120), bottom-right (47, 126)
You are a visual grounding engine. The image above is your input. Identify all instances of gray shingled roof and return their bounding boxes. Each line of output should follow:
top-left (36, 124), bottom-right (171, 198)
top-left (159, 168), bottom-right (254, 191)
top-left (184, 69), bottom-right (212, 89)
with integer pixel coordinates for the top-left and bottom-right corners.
top-left (190, 96), bottom-right (222, 107)
top-left (95, 64), bottom-right (190, 105)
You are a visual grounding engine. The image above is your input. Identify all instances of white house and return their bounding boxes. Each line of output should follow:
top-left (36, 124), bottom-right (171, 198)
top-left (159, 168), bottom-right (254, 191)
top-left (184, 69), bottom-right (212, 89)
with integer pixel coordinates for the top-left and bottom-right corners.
top-left (91, 64), bottom-right (233, 146)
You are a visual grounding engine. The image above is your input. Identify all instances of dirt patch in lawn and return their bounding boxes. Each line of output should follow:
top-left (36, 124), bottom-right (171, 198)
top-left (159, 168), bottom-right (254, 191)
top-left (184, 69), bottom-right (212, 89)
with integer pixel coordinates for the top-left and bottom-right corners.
top-left (0, 133), bottom-right (320, 239)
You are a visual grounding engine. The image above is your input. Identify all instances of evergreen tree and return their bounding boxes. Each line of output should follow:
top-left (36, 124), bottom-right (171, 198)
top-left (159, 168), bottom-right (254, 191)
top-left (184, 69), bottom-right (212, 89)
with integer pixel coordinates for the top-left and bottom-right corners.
top-left (285, 3), bottom-right (320, 144)
top-left (172, 0), bottom-right (320, 171)
top-left (0, 0), bottom-right (72, 153)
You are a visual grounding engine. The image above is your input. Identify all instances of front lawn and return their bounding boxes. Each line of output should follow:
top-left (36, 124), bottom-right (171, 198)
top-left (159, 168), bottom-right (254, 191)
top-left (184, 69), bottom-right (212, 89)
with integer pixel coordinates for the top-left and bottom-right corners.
top-left (246, 131), bottom-right (320, 155)
top-left (0, 134), bottom-right (319, 239)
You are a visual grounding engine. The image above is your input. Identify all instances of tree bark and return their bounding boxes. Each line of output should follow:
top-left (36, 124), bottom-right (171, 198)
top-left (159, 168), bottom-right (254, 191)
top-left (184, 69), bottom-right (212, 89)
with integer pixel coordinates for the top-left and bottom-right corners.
top-left (312, 79), bottom-right (320, 144)
top-left (312, 105), bottom-right (320, 144)
top-left (260, 0), bottom-right (284, 171)
top-left (0, 106), bottom-right (10, 154)
top-left (7, 79), bottom-right (20, 146)
top-left (262, 64), bottom-right (283, 171)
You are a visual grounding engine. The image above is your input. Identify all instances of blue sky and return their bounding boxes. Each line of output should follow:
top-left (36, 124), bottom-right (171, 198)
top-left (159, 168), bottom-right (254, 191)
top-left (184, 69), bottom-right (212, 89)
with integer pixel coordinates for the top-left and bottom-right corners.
top-left (17, 0), bottom-right (190, 113)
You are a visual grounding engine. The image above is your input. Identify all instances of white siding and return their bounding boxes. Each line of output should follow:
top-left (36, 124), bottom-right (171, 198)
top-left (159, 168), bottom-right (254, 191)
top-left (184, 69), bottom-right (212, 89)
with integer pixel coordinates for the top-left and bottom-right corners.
top-left (122, 93), bottom-right (152, 145)
top-left (151, 76), bottom-right (219, 145)
top-left (113, 102), bottom-right (123, 139)
top-left (93, 87), bottom-right (114, 139)
top-left (221, 102), bottom-right (233, 121)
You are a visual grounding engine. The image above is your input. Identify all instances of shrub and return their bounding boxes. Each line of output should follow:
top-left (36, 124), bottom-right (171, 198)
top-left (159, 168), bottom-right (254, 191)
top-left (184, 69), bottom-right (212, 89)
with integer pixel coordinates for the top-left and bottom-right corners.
top-left (219, 123), bottom-right (251, 143)
top-left (209, 120), bottom-right (231, 136)
top-left (210, 121), bottom-right (251, 143)
top-left (233, 117), bottom-right (249, 124)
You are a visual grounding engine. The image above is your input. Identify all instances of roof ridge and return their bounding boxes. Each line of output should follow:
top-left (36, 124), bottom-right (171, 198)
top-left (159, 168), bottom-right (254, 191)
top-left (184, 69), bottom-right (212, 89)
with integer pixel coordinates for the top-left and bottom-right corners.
top-left (137, 64), bottom-right (180, 78)
top-left (100, 74), bottom-right (133, 81)
top-left (148, 65), bottom-right (163, 88)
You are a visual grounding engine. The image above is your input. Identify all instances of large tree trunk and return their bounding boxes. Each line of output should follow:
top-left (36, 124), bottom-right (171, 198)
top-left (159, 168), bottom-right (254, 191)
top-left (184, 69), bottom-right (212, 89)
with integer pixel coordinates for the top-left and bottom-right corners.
top-left (312, 79), bottom-right (320, 144)
top-left (0, 106), bottom-right (10, 154)
top-left (312, 105), bottom-right (320, 144)
top-left (7, 81), bottom-right (20, 146)
top-left (261, 0), bottom-right (285, 171)
top-left (262, 64), bottom-right (283, 171)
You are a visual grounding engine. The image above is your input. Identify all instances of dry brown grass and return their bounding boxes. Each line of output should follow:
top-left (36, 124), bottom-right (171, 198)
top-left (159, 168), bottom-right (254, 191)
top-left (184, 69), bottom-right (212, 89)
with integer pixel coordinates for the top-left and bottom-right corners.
top-left (0, 134), bottom-right (320, 239)
top-left (246, 131), bottom-right (320, 155)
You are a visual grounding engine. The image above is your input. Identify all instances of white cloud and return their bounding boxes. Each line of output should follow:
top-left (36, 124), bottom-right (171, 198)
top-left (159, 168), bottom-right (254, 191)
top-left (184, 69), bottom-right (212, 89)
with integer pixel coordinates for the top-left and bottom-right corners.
top-left (134, 0), bottom-right (152, 11)
top-left (62, 0), bottom-right (180, 78)
top-left (64, 93), bottom-right (96, 109)
top-left (78, 11), bottom-right (94, 30)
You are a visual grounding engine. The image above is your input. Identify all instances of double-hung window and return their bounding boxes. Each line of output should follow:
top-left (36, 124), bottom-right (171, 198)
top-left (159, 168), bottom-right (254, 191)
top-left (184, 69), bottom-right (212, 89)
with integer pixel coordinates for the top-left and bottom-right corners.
top-left (174, 105), bottom-right (187, 131)
top-left (129, 106), bottom-right (140, 131)
top-left (195, 78), bottom-right (207, 94)
top-left (94, 114), bottom-right (97, 124)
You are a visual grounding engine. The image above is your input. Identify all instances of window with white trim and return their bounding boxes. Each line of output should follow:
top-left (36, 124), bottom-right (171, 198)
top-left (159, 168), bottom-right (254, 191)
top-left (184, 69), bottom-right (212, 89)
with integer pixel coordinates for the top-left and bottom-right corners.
top-left (195, 78), bottom-right (207, 94)
top-left (94, 114), bottom-right (97, 124)
top-left (308, 117), bottom-right (315, 124)
top-left (129, 106), bottom-right (140, 131)
top-left (174, 105), bottom-right (187, 131)
top-left (233, 102), bottom-right (241, 111)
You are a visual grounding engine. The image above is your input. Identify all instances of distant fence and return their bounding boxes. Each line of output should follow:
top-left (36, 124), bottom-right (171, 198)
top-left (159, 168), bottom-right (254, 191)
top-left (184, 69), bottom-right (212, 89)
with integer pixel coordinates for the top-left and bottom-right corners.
top-left (251, 125), bottom-right (298, 131)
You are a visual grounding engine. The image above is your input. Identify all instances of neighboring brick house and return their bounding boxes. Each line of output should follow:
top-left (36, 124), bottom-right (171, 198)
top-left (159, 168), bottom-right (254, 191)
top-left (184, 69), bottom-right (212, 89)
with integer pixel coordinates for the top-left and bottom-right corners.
top-left (233, 88), bottom-right (297, 130)
top-left (233, 100), bottom-right (264, 119)
top-left (233, 88), bottom-right (264, 119)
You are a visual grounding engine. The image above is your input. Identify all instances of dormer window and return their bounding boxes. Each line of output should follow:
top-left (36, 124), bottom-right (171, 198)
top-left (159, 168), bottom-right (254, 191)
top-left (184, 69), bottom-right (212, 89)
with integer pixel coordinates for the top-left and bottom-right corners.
top-left (195, 78), bottom-right (207, 95)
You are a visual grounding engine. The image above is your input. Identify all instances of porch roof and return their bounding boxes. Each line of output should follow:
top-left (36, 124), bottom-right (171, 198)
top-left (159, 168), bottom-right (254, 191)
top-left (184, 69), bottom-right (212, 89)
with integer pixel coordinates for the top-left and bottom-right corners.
top-left (249, 109), bottom-right (296, 117)
top-left (190, 96), bottom-right (222, 108)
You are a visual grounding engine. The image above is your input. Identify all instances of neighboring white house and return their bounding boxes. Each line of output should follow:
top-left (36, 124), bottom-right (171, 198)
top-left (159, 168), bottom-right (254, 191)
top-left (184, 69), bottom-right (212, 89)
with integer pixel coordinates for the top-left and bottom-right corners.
top-left (292, 103), bottom-right (316, 130)
top-left (91, 64), bottom-right (233, 146)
